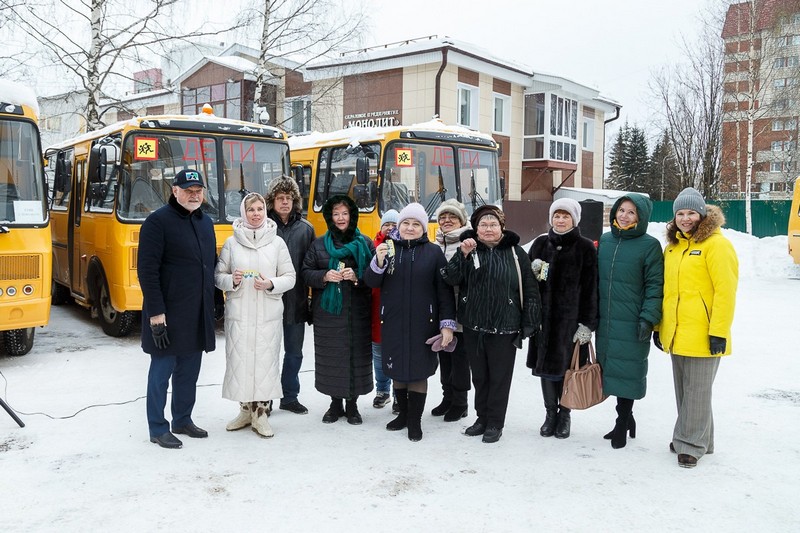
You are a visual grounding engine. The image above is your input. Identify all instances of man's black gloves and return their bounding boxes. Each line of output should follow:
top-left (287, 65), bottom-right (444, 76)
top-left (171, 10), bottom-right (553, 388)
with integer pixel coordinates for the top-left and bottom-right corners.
top-left (637, 321), bottom-right (652, 342)
top-left (653, 331), bottom-right (663, 351)
top-left (151, 323), bottom-right (170, 350)
top-left (709, 335), bottom-right (726, 355)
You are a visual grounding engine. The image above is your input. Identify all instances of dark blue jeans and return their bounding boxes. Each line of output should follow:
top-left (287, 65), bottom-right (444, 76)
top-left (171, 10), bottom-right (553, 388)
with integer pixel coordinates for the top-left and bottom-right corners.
top-left (280, 322), bottom-right (306, 406)
top-left (146, 351), bottom-right (202, 438)
top-left (372, 342), bottom-right (392, 394)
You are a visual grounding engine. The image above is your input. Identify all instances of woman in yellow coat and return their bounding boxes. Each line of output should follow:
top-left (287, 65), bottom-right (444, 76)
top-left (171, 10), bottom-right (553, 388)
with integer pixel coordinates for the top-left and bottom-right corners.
top-left (656, 187), bottom-right (738, 468)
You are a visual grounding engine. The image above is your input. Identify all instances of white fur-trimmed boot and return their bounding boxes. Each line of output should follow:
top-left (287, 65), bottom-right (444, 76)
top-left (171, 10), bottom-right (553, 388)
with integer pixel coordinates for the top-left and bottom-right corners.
top-left (226, 402), bottom-right (252, 431)
top-left (251, 401), bottom-right (274, 438)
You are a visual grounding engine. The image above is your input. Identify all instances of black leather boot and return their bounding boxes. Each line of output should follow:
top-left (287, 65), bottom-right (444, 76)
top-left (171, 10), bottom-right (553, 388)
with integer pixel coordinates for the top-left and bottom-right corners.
top-left (555, 408), bottom-right (571, 439)
top-left (608, 397), bottom-right (635, 449)
top-left (407, 391), bottom-right (427, 442)
top-left (553, 379), bottom-right (571, 439)
top-left (386, 389), bottom-right (408, 431)
top-left (322, 397), bottom-right (344, 423)
top-left (345, 397), bottom-right (362, 425)
top-left (604, 397), bottom-right (637, 438)
top-left (540, 379), bottom-right (559, 437)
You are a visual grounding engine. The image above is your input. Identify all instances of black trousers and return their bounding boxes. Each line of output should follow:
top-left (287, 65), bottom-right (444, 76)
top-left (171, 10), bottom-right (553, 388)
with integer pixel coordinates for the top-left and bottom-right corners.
top-left (437, 331), bottom-right (471, 406)
top-left (463, 330), bottom-right (517, 429)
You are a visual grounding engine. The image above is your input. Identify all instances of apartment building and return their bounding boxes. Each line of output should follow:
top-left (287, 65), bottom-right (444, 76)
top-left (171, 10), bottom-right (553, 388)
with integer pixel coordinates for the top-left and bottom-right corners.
top-left (722, 0), bottom-right (800, 198)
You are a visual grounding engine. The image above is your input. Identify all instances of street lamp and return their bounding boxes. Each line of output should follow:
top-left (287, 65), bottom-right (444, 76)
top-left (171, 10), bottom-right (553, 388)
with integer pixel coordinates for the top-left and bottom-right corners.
top-left (661, 152), bottom-right (677, 201)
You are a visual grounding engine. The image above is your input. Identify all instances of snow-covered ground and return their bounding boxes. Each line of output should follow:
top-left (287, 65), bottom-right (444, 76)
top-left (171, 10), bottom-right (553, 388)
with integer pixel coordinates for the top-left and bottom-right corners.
top-left (1, 223), bottom-right (798, 532)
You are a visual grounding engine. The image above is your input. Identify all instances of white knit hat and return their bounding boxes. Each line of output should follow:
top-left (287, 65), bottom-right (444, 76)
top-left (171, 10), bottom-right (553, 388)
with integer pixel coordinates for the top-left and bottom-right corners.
top-left (380, 209), bottom-right (400, 226)
top-left (398, 202), bottom-right (429, 229)
top-left (434, 199), bottom-right (468, 225)
top-left (549, 198), bottom-right (581, 225)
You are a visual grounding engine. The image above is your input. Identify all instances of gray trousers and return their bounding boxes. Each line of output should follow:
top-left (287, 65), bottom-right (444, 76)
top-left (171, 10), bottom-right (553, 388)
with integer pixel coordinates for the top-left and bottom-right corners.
top-left (671, 354), bottom-right (721, 459)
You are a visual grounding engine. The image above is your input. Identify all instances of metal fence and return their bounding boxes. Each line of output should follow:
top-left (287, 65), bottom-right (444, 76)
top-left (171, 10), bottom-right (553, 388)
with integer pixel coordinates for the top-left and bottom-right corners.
top-left (651, 200), bottom-right (791, 238)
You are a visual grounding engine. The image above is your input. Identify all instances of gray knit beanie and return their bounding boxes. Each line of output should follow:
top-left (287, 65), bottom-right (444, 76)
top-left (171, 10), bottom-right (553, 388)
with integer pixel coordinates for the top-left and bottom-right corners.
top-left (672, 187), bottom-right (706, 216)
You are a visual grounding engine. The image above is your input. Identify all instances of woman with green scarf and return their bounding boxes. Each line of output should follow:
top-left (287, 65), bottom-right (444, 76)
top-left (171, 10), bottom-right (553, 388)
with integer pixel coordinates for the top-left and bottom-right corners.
top-left (302, 195), bottom-right (375, 425)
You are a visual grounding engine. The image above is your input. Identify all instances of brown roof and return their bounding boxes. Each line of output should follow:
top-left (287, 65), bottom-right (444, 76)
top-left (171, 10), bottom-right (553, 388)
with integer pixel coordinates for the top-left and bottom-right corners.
top-left (722, 0), bottom-right (800, 38)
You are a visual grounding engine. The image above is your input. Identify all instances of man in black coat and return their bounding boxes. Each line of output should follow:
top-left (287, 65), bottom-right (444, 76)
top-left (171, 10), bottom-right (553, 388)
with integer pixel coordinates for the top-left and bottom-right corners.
top-left (265, 175), bottom-right (316, 415)
top-left (138, 169), bottom-right (217, 449)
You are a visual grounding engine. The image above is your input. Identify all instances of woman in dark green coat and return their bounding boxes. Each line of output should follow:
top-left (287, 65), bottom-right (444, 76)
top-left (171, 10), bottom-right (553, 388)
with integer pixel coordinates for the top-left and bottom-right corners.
top-left (596, 193), bottom-right (663, 449)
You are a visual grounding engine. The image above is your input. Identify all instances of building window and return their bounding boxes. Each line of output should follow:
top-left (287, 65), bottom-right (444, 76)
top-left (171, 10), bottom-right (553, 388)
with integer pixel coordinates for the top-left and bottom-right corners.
top-left (582, 118), bottom-right (595, 150)
top-left (284, 97), bottom-right (311, 134)
top-left (493, 93), bottom-right (510, 135)
top-left (771, 161), bottom-right (783, 172)
top-left (181, 81), bottom-right (241, 119)
top-left (457, 83), bottom-right (479, 129)
top-left (772, 140), bottom-right (784, 151)
top-left (773, 120), bottom-right (785, 131)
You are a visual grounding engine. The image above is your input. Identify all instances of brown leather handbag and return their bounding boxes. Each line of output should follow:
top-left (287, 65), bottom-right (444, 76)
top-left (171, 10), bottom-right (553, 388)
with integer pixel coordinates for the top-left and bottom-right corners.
top-left (561, 341), bottom-right (607, 410)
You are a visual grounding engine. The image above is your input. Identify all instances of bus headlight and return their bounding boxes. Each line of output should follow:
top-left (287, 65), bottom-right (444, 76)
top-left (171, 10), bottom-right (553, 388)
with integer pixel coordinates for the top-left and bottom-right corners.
top-left (6, 286), bottom-right (16, 296)
top-left (23, 284), bottom-right (34, 295)
top-left (0, 287), bottom-right (3, 296)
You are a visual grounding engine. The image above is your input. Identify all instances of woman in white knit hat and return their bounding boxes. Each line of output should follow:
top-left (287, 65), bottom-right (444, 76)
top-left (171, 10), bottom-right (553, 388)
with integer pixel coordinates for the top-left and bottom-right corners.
top-left (657, 187), bottom-right (738, 468)
top-left (527, 198), bottom-right (598, 440)
top-left (365, 203), bottom-right (456, 442)
top-left (370, 209), bottom-right (399, 411)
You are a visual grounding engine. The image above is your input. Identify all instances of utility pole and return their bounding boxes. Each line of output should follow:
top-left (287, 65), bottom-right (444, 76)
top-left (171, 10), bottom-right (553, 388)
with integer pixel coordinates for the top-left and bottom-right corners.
top-left (661, 152), bottom-right (677, 201)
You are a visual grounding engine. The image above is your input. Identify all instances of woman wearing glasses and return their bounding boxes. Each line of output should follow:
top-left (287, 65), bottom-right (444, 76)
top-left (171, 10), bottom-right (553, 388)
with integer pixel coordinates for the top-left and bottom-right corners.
top-left (441, 205), bottom-right (540, 443)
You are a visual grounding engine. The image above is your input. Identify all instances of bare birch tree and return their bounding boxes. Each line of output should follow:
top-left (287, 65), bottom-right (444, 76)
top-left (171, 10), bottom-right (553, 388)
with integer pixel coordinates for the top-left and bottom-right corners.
top-left (650, 23), bottom-right (725, 201)
top-left (0, 0), bottom-right (239, 130)
top-left (241, 0), bottom-right (367, 127)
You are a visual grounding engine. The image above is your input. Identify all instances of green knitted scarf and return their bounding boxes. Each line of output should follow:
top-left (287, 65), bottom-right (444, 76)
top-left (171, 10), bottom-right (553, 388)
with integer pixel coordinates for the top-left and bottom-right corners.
top-left (321, 229), bottom-right (372, 315)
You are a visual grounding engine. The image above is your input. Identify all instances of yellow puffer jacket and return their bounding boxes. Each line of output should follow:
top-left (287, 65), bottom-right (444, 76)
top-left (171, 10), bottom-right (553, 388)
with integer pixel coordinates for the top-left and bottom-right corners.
top-left (659, 205), bottom-right (738, 357)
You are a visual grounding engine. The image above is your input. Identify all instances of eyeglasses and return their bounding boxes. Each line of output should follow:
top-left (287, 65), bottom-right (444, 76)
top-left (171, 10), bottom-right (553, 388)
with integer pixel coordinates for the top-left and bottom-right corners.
top-left (477, 223), bottom-right (500, 229)
top-left (438, 214), bottom-right (459, 221)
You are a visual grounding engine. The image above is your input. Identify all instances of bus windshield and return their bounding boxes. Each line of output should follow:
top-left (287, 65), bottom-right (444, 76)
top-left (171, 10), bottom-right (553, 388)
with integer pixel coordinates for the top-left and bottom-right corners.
top-left (0, 119), bottom-right (46, 224)
top-left (381, 142), bottom-right (500, 218)
top-left (117, 133), bottom-right (289, 222)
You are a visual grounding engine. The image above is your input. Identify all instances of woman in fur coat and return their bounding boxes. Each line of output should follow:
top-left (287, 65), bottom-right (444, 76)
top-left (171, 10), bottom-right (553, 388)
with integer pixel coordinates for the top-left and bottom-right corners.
top-left (302, 195), bottom-right (375, 425)
top-left (657, 187), bottom-right (738, 468)
top-left (527, 198), bottom-right (598, 440)
top-left (215, 193), bottom-right (296, 438)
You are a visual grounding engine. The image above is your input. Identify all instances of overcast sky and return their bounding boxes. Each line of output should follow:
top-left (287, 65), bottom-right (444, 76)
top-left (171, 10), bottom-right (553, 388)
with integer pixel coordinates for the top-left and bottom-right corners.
top-left (367, 0), bottom-right (712, 136)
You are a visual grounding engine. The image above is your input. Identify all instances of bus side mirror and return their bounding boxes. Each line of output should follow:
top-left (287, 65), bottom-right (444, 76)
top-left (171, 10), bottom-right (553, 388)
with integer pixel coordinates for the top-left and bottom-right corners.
top-left (291, 165), bottom-right (304, 190)
top-left (54, 155), bottom-right (68, 193)
top-left (353, 184), bottom-right (370, 208)
top-left (355, 157), bottom-right (368, 185)
top-left (89, 142), bottom-right (120, 184)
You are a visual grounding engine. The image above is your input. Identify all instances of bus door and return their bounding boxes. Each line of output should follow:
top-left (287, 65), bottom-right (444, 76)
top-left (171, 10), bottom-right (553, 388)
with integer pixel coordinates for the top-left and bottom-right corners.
top-left (69, 156), bottom-right (87, 297)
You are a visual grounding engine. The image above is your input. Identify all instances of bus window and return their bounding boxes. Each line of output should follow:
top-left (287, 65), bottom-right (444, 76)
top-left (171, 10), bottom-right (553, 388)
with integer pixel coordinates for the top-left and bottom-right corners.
top-left (312, 143), bottom-right (380, 212)
top-left (458, 147), bottom-right (500, 213)
top-left (382, 142), bottom-right (458, 215)
top-left (222, 138), bottom-right (289, 221)
top-left (0, 119), bottom-right (46, 223)
top-left (118, 134), bottom-right (222, 221)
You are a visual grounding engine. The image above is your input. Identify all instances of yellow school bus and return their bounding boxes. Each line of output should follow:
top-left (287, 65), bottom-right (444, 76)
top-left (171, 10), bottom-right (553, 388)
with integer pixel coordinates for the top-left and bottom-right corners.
top-left (0, 81), bottom-right (50, 356)
top-left (789, 177), bottom-right (800, 264)
top-left (288, 119), bottom-right (503, 238)
top-left (45, 105), bottom-right (290, 336)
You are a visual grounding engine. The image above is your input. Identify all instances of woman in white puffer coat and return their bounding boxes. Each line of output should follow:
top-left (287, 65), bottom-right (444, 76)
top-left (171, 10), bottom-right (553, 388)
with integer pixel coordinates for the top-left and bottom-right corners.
top-left (215, 192), bottom-right (296, 438)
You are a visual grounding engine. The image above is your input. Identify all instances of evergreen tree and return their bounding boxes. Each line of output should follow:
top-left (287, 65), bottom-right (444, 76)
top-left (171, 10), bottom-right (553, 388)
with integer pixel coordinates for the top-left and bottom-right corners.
top-left (606, 123), bottom-right (630, 190)
top-left (624, 126), bottom-right (650, 192)
top-left (648, 130), bottom-right (681, 200)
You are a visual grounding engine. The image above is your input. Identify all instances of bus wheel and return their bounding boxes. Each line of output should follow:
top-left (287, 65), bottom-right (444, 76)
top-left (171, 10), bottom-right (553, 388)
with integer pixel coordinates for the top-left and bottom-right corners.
top-left (51, 281), bottom-right (71, 305)
top-left (3, 328), bottom-right (35, 356)
top-left (97, 276), bottom-right (135, 337)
